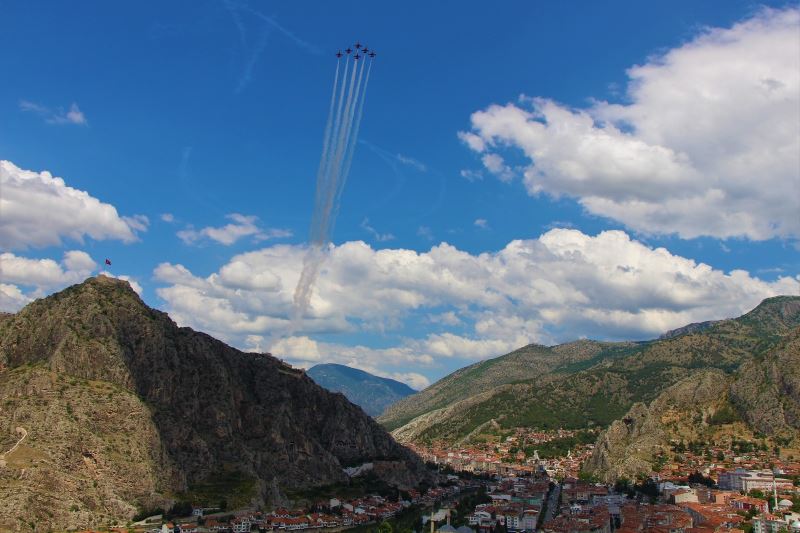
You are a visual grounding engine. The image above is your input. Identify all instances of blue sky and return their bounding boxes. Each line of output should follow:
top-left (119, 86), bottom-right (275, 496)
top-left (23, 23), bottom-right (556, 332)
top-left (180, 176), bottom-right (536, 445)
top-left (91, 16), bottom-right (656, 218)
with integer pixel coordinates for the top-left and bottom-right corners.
top-left (1, 1), bottom-right (798, 389)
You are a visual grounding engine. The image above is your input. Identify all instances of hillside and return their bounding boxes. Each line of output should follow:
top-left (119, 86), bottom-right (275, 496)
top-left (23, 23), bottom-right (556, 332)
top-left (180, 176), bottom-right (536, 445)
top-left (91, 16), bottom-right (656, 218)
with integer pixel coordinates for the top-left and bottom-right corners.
top-left (379, 296), bottom-right (800, 444)
top-left (585, 328), bottom-right (800, 482)
top-left (0, 276), bottom-right (430, 532)
top-left (307, 364), bottom-right (415, 417)
top-left (380, 340), bottom-right (633, 431)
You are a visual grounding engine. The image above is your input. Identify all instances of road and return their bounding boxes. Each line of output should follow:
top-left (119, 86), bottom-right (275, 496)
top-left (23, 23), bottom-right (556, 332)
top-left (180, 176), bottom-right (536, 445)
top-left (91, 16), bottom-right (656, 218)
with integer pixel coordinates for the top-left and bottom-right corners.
top-left (542, 482), bottom-right (561, 525)
top-left (0, 426), bottom-right (28, 467)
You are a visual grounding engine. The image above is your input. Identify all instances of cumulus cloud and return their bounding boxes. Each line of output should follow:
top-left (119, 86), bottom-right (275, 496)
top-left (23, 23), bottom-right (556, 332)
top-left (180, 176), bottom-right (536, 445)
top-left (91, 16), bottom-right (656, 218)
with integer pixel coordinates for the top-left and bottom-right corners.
top-left (177, 213), bottom-right (292, 246)
top-left (0, 284), bottom-right (29, 312)
top-left (153, 230), bottom-right (799, 373)
top-left (474, 218), bottom-right (489, 229)
top-left (0, 250), bottom-right (97, 311)
top-left (0, 160), bottom-right (146, 249)
top-left (428, 311), bottom-right (463, 327)
top-left (20, 100), bottom-right (87, 125)
top-left (459, 8), bottom-right (800, 240)
top-left (481, 153), bottom-right (515, 182)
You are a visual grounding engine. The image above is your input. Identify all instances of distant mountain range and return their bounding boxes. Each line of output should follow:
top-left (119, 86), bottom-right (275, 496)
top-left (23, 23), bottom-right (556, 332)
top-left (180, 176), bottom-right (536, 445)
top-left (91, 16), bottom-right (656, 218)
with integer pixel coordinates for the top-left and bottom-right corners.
top-left (0, 277), bottom-right (430, 531)
top-left (379, 296), bottom-right (800, 480)
top-left (307, 363), bottom-right (416, 417)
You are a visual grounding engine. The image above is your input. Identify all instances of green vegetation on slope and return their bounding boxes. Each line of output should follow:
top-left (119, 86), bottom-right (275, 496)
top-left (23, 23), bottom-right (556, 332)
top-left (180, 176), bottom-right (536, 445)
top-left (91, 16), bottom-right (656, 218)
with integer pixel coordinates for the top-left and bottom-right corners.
top-left (382, 296), bottom-right (800, 444)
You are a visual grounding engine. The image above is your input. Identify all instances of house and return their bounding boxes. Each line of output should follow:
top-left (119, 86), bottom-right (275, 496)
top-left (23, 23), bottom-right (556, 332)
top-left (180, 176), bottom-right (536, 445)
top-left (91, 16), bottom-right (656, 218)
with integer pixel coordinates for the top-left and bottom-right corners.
top-left (468, 510), bottom-right (493, 527)
top-left (729, 495), bottom-right (770, 514)
top-left (752, 512), bottom-right (800, 533)
top-left (671, 488), bottom-right (699, 504)
top-left (231, 518), bottom-right (251, 533)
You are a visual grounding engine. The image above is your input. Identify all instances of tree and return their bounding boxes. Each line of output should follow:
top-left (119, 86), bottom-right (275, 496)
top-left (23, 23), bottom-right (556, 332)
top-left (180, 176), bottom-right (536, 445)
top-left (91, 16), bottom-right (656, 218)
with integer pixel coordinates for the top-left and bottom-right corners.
top-left (493, 521), bottom-right (507, 533)
top-left (635, 478), bottom-right (659, 503)
top-left (166, 501), bottom-right (192, 519)
top-left (688, 471), bottom-right (714, 487)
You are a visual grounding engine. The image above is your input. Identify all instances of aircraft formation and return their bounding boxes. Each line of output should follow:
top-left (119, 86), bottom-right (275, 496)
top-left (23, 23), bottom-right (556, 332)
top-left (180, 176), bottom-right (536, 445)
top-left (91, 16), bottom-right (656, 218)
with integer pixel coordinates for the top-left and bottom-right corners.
top-left (335, 41), bottom-right (376, 61)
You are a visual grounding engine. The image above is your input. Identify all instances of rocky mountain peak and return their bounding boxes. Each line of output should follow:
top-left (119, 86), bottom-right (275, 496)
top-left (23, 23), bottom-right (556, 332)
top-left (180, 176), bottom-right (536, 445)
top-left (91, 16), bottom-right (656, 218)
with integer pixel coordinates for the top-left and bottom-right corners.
top-left (0, 277), bottom-right (430, 530)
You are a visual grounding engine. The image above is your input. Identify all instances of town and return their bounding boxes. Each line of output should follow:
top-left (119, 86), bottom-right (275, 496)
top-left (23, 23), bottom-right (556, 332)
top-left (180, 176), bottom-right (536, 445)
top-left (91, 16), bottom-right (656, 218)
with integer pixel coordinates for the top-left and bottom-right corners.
top-left (99, 431), bottom-right (799, 533)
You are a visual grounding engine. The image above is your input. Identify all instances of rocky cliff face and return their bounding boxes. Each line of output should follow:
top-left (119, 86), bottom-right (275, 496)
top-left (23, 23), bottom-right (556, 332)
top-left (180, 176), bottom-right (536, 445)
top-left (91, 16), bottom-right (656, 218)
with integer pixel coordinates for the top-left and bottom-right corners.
top-left (0, 276), bottom-right (429, 531)
top-left (584, 370), bottom-right (731, 483)
top-left (730, 329), bottom-right (800, 439)
top-left (585, 326), bottom-right (800, 482)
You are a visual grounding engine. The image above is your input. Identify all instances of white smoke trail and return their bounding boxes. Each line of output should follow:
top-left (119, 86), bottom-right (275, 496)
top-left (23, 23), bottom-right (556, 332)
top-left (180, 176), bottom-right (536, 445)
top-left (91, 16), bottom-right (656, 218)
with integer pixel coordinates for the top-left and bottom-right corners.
top-left (291, 53), bottom-right (374, 328)
top-left (334, 59), bottom-right (372, 218)
top-left (321, 56), bottom-right (361, 223)
top-left (316, 59), bottom-right (341, 195)
top-left (310, 56), bottom-right (350, 246)
top-left (325, 57), bottom-right (367, 237)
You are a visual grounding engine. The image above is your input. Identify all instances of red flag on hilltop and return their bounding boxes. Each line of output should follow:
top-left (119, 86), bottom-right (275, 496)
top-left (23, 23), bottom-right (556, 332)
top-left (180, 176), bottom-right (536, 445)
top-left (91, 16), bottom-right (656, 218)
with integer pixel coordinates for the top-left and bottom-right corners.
top-left (105, 258), bottom-right (112, 266)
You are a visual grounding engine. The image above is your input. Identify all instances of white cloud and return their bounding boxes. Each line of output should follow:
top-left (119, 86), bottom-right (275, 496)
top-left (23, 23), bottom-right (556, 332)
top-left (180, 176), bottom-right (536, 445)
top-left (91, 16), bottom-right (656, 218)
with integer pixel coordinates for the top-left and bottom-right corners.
top-left (0, 250), bottom-right (98, 311)
top-left (459, 8), bottom-right (800, 240)
top-left (0, 284), bottom-right (29, 312)
top-left (177, 213), bottom-right (292, 246)
top-left (161, 213), bottom-right (175, 223)
top-left (460, 169), bottom-right (483, 182)
top-left (457, 131), bottom-right (486, 152)
top-left (0, 251), bottom-right (96, 288)
top-left (123, 214), bottom-right (150, 233)
top-left (264, 332), bottom-right (431, 388)
top-left (474, 218), bottom-right (489, 229)
top-left (360, 218), bottom-right (395, 242)
top-left (428, 311), bottom-right (463, 327)
top-left (388, 372), bottom-right (430, 390)
top-left (0, 160), bottom-right (146, 249)
top-left (62, 250), bottom-right (96, 272)
top-left (19, 100), bottom-right (87, 125)
top-left (481, 153), bottom-right (515, 182)
top-left (395, 154), bottom-right (427, 172)
top-left (153, 230), bottom-right (799, 373)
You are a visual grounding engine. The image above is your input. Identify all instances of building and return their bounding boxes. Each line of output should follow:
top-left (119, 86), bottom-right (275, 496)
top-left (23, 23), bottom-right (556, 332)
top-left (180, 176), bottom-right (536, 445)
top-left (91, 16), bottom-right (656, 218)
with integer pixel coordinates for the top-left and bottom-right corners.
top-left (718, 468), bottom-right (792, 493)
top-left (752, 512), bottom-right (800, 533)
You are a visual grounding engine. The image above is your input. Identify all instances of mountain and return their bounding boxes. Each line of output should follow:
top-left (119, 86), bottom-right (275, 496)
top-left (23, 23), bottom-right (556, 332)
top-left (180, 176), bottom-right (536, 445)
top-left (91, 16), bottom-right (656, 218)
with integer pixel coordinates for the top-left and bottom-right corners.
top-left (307, 364), bottom-right (416, 417)
top-left (380, 340), bottom-right (633, 433)
top-left (0, 276), bottom-right (430, 531)
top-left (584, 327), bottom-right (800, 482)
top-left (379, 296), bottom-right (800, 445)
